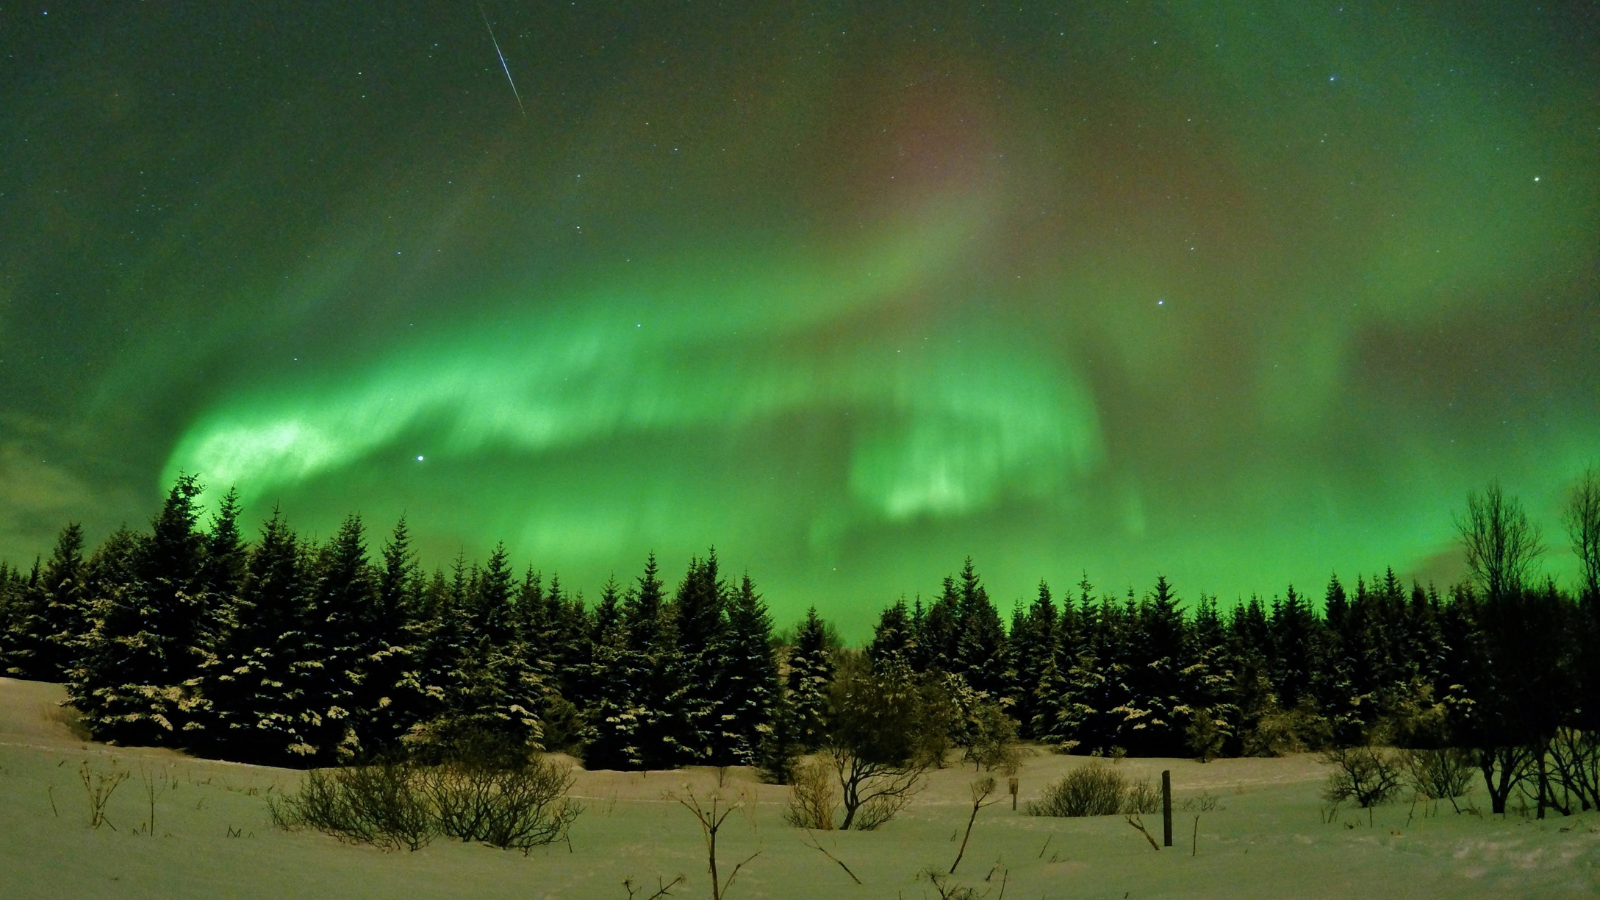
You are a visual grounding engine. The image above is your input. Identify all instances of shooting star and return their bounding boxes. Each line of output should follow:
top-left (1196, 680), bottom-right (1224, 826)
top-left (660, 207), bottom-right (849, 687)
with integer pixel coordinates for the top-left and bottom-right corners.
top-left (478, 2), bottom-right (526, 117)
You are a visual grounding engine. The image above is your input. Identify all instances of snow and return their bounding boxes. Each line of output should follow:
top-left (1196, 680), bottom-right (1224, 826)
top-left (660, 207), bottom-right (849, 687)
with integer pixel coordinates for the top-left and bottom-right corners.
top-left (2, 677), bottom-right (1596, 899)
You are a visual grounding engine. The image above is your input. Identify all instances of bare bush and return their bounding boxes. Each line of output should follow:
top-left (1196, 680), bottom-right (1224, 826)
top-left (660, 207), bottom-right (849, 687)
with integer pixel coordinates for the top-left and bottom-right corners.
top-left (1025, 762), bottom-right (1126, 817)
top-left (423, 754), bottom-right (579, 852)
top-left (782, 759), bottom-right (836, 830)
top-left (1322, 746), bottom-right (1403, 808)
top-left (79, 759), bottom-right (128, 830)
top-left (270, 757), bottom-right (435, 851)
top-left (271, 744), bottom-right (577, 853)
top-left (1122, 776), bottom-right (1160, 815)
top-left (1400, 748), bottom-right (1476, 811)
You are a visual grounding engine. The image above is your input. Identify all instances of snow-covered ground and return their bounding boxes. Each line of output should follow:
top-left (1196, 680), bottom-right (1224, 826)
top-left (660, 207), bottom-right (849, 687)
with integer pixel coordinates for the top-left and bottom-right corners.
top-left (2, 677), bottom-right (1596, 899)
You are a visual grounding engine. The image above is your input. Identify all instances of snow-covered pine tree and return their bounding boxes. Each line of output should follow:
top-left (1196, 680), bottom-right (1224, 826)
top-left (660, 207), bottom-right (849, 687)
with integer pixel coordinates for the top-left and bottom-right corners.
top-left (720, 573), bottom-right (779, 766)
top-left (1, 560), bottom-right (44, 678)
top-left (354, 517), bottom-right (426, 752)
top-left (1180, 593), bottom-right (1239, 758)
top-left (29, 524), bottom-right (88, 681)
top-left (1314, 574), bottom-right (1362, 743)
top-left (1268, 584), bottom-right (1319, 710)
top-left (625, 553), bottom-right (694, 768)
top-left (917, 578), bottom-right (960, 674)
top-left (1009, 580), bottom-right (1058, 738)
top-left (443, 543), bottom-right (548, 752)
top-left (1117, 577), bottom-right (1187, 756)
top-left (72, 477), bottom-right (211, 747)
top-left (868, 597), bottom-right (914, 666)
top-left (786, 606), bottom-right (834, 751)
top-left (300, 515), bottom-right (378, 763)
top-left (672, 551), bottom-right (730, 763)
top-left (64, 529), bottom-right (141, 739)
top-left (953, 558), bottom-right (1009, 700)
top-left (196, 509), bottom-right (317, 764)
top-left (584, 576), bottom-right (646, 769)
top-left (0, 563), bottom-right (17, 667)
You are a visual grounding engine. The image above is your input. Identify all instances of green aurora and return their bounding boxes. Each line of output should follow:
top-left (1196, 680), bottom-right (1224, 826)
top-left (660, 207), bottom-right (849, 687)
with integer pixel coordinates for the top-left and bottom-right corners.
top-left (1, 2), bottom-right (1595, 637)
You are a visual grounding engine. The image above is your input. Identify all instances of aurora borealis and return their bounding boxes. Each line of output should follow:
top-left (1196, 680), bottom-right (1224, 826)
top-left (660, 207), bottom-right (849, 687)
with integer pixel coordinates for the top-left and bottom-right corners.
top-left (2, 2), bottom-right (1596, 636)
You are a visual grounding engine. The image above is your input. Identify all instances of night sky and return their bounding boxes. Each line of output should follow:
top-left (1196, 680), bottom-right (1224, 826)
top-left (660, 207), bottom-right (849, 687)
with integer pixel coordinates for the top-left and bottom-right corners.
top-left (2, 2), bottom-right (1596, 636)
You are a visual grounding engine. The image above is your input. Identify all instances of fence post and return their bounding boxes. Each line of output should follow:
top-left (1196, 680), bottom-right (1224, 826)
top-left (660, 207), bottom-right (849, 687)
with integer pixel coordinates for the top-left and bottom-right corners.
top-left (1162, 770), bottom-right (1172, 847)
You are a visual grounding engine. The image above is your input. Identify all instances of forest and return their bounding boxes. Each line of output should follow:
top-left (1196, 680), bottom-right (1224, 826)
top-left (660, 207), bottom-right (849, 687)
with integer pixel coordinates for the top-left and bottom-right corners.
top-left (1, 468), bottom-right (1598, 820)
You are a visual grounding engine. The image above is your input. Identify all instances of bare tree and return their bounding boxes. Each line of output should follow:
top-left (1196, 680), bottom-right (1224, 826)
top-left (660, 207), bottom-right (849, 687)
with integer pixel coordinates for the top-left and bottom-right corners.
top-left (1565, 463), bottom-right (1600, 604)
top-left (1455, 480), bottom-right (1544, 602)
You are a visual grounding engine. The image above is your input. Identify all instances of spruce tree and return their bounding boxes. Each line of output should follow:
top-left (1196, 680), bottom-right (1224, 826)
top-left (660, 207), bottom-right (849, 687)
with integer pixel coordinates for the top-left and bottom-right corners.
top-left (673, 551), bottom-right (731, 763)
top-left (720, 573), bottom-right (779, 765)
top-left (952, 558), bottom-right (1008, 698)
top-left (65, 529), bottom-right (142, 739)
top-left (1009, 580), bottom-right (1058, 739)
top-left (868, 598), bottom-right (914, 666)
top-left (624, 553), bottom-right (694, 768)
top-left (786, 607), bottom-right (834, 751)
top-left (1122, 576), bottom-right (1187, 756)
top-left (301, 515), bottom-right (378, 762)
top-left (584, 576), bottom-right (646, 769)
top-left (197, 510), bottom-right (317, 764)
top-left (357, 517), bottom-right (425, 751)
top-left (445, 543), bottom-right (549, 751)
top-left (31, 524), bottom-right (88, 681)
top-left (1, 554), bottom-right (47, 679)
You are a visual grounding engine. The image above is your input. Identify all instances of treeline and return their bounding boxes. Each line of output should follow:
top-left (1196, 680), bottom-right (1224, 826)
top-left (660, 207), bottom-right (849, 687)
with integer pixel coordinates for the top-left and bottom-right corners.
top-left (2, 471), bottom-right (1599, 816)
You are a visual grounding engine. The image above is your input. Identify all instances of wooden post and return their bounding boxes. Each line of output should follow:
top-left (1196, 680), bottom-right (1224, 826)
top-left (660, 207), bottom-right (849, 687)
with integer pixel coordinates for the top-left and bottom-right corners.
top-left (1009, 777), bottom-right (1019, 811)
top-left (1162, 770), bottom-right (1172, 847)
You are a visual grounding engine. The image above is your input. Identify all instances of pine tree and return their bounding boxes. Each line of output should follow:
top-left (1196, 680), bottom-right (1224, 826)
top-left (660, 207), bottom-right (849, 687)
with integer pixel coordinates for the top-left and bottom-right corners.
top-left (1121, 576), bottom-right (1188, 756)
top-left (69, 477), bottom-right (211, 746)
top-left (673, 551), bottom-right (730, 763)
top-left (1, 553), bottom-right (47, 679)
top-left (624, 553), bottom-right (694, 768)
top-left (300, 515), bottom-right (379, 762)
top-left (786, 607), bottom-right (834, 751)
top-left (355, 518), bottom-right (425, 752)
top-left (584, 576), bottom-right (646, 769)
top-left (1269, 584), bottom-right (1318, 709)
top-left (65, 529), bottom-right (142, 739)
top-left (31, 524), bottom-right (89, 681)
top-left (197, 509), bottom-right (317, 764)
top-left (917, 578), bottom-right (960, 673)
top-left (443, 543), bottom-right (548, 751)
top-left (1009, 580), bottom-right (1058, 738)
top-left (1182, 594), bottom-right (1240, 758)
top-left (952, 558), bottom-right (1008, 698)
top-left (868, 597), bottom-right (914, 666)
top-left (720, 573), bottom-right (779, 765)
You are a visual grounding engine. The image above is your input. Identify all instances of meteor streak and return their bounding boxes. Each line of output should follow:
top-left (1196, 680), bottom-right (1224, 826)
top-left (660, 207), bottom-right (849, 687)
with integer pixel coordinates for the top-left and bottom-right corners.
top-left (477, 2), bottom-right (525, 117)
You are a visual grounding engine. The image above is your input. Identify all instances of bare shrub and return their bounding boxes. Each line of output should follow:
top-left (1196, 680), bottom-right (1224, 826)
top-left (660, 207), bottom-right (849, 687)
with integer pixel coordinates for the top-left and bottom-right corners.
top-left (423, 754), bottom-right (579, 852)
top-left (79, 759), bottom-right (129, 830)
top-left (1400, 748), bottom-right (1476, 811)
top-left (271, 742), bottom-right (577, 853)
top-left (1121, 776), bottom-right (1160, 815)
top-left (270, 758), bottom-right (435, 851)
top-left (1322, 746), bottom-right (1403, 808)
top-left (782, 759), bottom-right (836, 830)
top-left (1025, 762), bottom-right (1126, 817)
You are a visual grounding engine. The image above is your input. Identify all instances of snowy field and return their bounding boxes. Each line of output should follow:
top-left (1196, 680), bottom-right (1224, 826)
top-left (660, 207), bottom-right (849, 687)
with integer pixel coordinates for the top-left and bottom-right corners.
top-left (1, 678), bottom-right (1596, 900)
